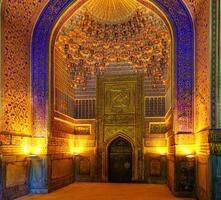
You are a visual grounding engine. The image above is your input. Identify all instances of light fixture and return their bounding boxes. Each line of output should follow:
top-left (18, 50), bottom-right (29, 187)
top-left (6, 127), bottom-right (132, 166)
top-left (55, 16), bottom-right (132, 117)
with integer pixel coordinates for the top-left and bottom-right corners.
top-left (186, 154), bottom-right (195, 158)
top-left (29, 154), bottom-right (37, 158)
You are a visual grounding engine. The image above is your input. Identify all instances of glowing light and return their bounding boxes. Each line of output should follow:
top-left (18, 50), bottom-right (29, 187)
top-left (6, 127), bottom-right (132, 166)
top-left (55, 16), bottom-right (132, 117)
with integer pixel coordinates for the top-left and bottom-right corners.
top-left (69, 139), bottom-right (88, 155)
top-left (21, 137), bottom-right (47, 156)
top-left (144, 146), bottom-right (167, 155)
top-left (29, 154), bottom-right (37, 158)
top-left (69, 139), bottom-right (75, 155)
top-left (21, 137), bottom-right (31, 155)
top-left (72, 146), bottom-right (85, 155)
top-left (157, 147), bottom-right (167, 155)
top-left (31, 138), bottom-right (47, 155)
top-left (186, 154), bottom-right (195, 158)
top-left (176, 144), bottom-right (196, 156)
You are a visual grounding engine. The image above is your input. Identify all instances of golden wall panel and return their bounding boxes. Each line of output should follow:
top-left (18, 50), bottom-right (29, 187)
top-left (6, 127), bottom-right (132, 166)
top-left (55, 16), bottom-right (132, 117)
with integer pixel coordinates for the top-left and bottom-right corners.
top-left (51, 158), bottom-right (73, 179)
top-left (6, 161), bottom-right (28, 187)
top-left (194, 0), bottom-right (210, 133)
top-left (1, 0), bottom-right (48, 134)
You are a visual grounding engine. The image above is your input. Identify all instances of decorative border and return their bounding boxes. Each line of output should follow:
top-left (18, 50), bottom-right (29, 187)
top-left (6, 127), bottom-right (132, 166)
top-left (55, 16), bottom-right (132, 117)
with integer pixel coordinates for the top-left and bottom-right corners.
top-left (210, 129), bottom-right (221, 155)
top-left (210, 0), bottom-right (220, 128)
top-left (32, 0), bottom-right (194, 135)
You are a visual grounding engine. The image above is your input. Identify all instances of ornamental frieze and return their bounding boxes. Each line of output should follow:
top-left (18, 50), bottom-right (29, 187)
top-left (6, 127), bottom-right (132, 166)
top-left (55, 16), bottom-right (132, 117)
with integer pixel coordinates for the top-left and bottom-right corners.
top-left (104, 114), bottom-right (135, 125)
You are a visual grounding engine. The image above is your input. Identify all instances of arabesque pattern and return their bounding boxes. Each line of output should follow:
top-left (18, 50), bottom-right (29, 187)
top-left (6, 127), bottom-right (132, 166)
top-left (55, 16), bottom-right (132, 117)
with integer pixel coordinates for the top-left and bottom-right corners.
top-left (32, 0), bottom-right (194, 135)
top-left (1, 0), bottom-right (48, 134)
top-left (1, 0), bottom-right (197, 135)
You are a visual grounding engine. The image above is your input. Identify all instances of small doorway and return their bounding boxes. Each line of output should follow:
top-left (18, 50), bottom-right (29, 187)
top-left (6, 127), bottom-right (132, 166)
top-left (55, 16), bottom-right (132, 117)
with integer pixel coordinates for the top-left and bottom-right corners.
top-left (108, 137), bottom-right (132, 182)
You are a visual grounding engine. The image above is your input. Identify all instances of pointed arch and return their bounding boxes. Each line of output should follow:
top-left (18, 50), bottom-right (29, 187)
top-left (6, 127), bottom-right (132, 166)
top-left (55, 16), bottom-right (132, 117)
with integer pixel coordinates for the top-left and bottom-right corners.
top-left (106, 133), bottom-right (135, 152)
top-left (31, 0), bottom-right (194, 135)
top-left (108, 136), bottom-right (133, 182)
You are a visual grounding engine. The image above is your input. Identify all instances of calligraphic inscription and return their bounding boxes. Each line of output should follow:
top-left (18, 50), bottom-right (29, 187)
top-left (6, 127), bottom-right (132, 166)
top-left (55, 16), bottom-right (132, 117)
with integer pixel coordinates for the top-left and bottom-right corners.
top-left (74, 126), bottom-right (90, 135)
top-left (150, 124), bottom-right (168, 134)
top-left (104, 114), bottom-right (135, 125)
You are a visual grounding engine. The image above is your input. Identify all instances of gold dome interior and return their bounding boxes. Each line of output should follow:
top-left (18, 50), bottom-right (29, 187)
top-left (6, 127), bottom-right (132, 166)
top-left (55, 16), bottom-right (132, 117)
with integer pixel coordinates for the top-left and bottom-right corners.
top-left (85, 0), bottom-right (139, 24)
top-left (55, 2), bottom-right (171, 98)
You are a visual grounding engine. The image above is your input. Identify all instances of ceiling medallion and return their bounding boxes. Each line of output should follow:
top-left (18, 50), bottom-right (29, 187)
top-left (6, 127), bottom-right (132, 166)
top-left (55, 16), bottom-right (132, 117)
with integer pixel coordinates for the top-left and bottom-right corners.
top-left (56, 6), bottom-right (171, 91)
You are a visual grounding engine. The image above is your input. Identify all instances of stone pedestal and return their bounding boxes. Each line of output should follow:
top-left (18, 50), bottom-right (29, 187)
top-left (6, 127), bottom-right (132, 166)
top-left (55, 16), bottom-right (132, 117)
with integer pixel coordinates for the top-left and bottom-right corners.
top-left (29, 156), bottom-right (48, 194)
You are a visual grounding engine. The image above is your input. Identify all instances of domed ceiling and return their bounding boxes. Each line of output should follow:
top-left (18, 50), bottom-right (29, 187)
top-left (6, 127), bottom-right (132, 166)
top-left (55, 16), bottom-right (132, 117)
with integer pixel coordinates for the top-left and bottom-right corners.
top-left (55, 0), bottom-right (171, 99)
top-left (85, 0), bottom-right (138, 24)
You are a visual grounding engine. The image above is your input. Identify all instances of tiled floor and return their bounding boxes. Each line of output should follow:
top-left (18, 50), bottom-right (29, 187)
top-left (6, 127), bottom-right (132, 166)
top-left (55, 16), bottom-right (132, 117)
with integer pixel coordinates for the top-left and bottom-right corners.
top-left (17, 183), bottom-right (195, 200)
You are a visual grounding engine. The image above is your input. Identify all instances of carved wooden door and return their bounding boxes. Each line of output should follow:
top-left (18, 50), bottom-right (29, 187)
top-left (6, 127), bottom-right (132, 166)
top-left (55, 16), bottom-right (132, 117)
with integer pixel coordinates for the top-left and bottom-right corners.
top-left (109, 137), bottom-right (132, 182)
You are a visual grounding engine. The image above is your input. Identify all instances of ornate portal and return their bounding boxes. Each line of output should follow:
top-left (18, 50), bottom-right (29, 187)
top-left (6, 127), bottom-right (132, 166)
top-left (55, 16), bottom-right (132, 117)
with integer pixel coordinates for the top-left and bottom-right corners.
top-left (97, 75), bottom-right (144, 181)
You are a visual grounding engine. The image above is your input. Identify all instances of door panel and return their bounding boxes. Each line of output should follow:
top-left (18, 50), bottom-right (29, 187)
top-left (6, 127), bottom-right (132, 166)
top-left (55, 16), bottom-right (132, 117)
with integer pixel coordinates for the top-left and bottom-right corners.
top-left (109, 137), bottom-right (132, 182)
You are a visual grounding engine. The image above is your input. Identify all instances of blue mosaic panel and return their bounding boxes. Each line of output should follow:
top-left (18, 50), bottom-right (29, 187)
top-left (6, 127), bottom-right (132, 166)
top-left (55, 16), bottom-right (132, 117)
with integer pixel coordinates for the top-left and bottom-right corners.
top-left (32, 0), bottom-right (194, 134)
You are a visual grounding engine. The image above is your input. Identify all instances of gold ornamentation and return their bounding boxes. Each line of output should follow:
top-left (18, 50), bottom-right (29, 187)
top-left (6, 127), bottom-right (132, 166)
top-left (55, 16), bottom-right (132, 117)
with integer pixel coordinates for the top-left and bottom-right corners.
top-left (2, 0), bottom-right (48, 134)
top-left (74, 126), bottom-right (91, 135)
top-left (104, 126), bottom-right (135, 142)
top-left (104, 114), bottom-right (135, 125)
top-left (85, 0), bottom-right (138, 24)
top-left (56, 6), bottom-right (171, 90)
top-left (105, 83), bottom-right (136, 114)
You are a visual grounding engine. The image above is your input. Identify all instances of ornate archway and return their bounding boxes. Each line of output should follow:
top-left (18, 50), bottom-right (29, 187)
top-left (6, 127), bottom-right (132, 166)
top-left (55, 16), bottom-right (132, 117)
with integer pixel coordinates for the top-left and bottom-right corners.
top-left (32, 0), bottom-right (194, 136)
top-left (30, 0), bottom-right (195, 195)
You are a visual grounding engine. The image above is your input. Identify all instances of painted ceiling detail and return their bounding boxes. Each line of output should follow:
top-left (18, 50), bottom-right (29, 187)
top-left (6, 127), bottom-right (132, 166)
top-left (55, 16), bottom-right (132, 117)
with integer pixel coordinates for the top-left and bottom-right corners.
top-left (55, 5), bottom-right (171, 97)
top-left (85, 0), bottom-right (139, 24)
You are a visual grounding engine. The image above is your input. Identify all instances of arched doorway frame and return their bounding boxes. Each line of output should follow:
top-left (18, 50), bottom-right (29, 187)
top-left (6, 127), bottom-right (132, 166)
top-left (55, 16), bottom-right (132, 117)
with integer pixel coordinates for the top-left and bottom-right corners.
top-left (31, 0), bottom-right (194, 135)
top-left (106, 134), bottom-right (135, 181)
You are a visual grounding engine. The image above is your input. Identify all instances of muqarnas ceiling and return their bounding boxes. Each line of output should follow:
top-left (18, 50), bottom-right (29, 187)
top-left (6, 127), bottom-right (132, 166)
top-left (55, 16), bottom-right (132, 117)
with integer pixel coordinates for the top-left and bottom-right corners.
top-left (55, 3), bottom-right (171, 97)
